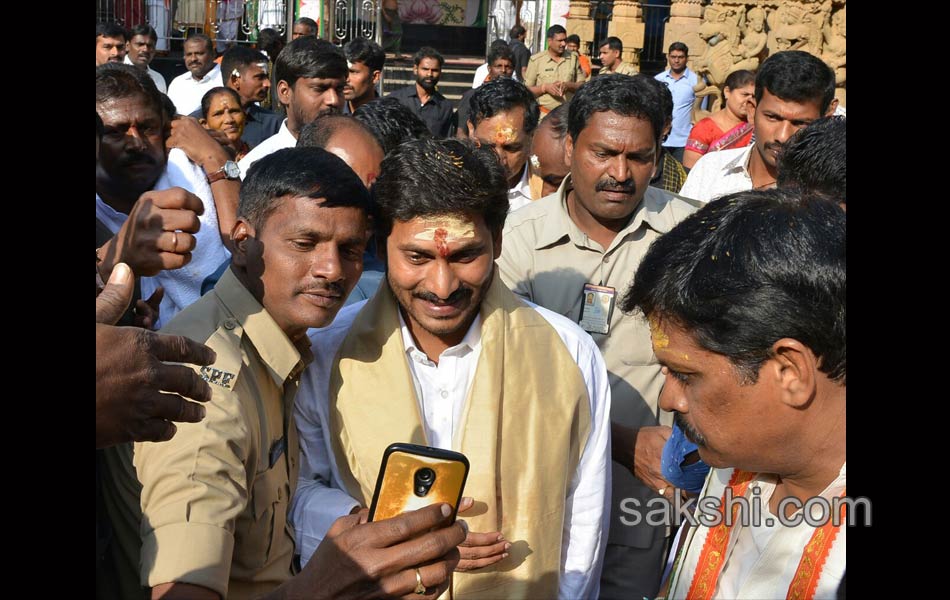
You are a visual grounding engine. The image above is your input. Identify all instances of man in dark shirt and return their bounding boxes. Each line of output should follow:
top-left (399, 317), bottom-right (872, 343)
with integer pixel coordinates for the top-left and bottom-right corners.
top-left (508, 24), bottom-right (531, 80)
top-left (387, 46), bottom-right (455, 138)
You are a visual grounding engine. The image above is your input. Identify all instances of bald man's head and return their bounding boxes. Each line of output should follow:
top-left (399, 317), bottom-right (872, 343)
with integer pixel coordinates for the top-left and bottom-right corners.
top-left (297, 114), bottom-right (384, 187)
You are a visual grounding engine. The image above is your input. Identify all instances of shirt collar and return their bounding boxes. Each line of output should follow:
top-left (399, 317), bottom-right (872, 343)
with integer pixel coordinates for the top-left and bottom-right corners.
top-left (398, 309), bottom-right (482, 363)
top-left (191, 62), bottom-right (221, 84)
top-left (724, 144), bottom-right (754, 175)
top-left (534, 174), bottom-right (683, 251)
top-left (213, 267), bottom-right (309, 385)
top-left (508, 163), bottom-right (532, 200)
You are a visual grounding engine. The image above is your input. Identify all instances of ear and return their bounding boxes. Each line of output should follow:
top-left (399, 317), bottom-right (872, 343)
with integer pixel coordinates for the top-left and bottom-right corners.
top-left (565, 133), bottom-right (575, 168)
top-left (826, 97), bottom-right (839, 116)
top-left (768, 338), bottom-right (818, 409)
top-left (276, 80), bottom-right (292, 106)
top-left (229, 72), bottom-right (241, 90)
top-left (198, 118), bottom-right (208, 126)
top-left (371, 70), bottom-right (382, 85)
top-left (230, 219), bottom-right (254, 267)
top-left (466, 120), bottom-right (476, 139)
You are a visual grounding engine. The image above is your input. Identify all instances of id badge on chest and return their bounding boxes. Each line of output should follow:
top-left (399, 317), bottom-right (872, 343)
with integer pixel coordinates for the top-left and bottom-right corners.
top-left (578, 283), bottom-right (616, 335)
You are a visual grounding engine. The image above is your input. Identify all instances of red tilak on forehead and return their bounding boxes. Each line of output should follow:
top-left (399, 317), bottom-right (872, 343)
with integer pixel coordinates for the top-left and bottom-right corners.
top-left (433, 228), bottom-right (449, 257)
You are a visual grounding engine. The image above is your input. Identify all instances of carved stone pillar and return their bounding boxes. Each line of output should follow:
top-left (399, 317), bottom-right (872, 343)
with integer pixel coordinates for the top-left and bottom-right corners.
top-left (566, 1), bottom-right (595, 54)
top-left (608, 1), bottom-right (645, 68)
top-left (665, 0), bottom-right (705, 65)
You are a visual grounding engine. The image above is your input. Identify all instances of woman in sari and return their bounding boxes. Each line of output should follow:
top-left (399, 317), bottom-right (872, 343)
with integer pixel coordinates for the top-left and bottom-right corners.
top-left (683, 69), bottom-right (756, 169)
top-left (198, 87), bottom-right (251, 161)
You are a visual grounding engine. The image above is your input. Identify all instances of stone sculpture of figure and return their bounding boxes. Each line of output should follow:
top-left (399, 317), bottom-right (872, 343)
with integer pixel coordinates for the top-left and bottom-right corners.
top-left (691, 5), bottom-right (744, 122)
top-left (733, 6), bottom-right (767, 69)
top-left (822, 6), bottom-right (846, 106)
top-left (769, 0), bottom-right (830, 57)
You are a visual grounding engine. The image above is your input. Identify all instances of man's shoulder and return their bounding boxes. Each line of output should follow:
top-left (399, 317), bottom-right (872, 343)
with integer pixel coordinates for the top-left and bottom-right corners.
top-left (161, 292), bottom-right (246, 387)
top-left (644, 186), bottom-right (703, 229)
top-left (388, 86), bottom-right (414, 98)
top-left (528, 50), bottom-right (549, 63)
top-left (168, 71), bottom-right (192, 87)
top-left (307, 300), bottom-right (366, 355)
top-left (524, 300), bottom-right (599, 358)
top-left (503, 192), bottom-right (561, 236)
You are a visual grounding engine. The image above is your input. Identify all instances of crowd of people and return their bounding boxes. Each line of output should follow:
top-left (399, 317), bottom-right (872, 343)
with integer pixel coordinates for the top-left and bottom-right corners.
top-left (97, 17), bottom-right (847, 600)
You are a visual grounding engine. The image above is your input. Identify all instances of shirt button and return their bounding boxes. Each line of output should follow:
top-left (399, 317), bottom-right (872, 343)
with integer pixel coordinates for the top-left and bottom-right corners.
top-left (602, 255), bottom-right (610, 264)
top-left (440, 390), bottom-right (448, 399)
top-left (223, 318), bottom-right (237, 330)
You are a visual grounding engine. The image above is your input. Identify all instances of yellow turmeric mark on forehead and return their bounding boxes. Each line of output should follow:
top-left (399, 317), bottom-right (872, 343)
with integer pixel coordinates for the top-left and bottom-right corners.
top-left (493, 120), bottom-right (517, 145)
top-left (649, 316), bottom-right (670, 350)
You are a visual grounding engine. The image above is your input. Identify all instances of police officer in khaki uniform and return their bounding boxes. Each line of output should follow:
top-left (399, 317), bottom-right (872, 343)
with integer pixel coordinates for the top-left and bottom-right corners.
top-left (524, 24), bottom-right (588, 115)
top-left (129, 147), bottom-right (371, 600)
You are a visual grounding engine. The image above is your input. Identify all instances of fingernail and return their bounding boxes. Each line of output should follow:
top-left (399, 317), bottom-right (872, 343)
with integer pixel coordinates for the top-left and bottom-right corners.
top-left (505, 542), bottom-right (511, 550)
top-left (496, 534), bottom-right (504, 542)
top-left (111, 263), bottom-right (131, 284)
top-left (502, 552), bottom-right (509, 558)
top-left (198, 405), bottom-right (206, 419)
top-left (458, 519), bottom-right (469, 533)
top-left (441, 503), bottom-right (452, 517)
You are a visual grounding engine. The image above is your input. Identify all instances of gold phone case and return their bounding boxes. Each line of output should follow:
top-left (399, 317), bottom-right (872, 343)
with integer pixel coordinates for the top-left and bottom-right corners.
top-left (368, 443), bottom-right (469, 522)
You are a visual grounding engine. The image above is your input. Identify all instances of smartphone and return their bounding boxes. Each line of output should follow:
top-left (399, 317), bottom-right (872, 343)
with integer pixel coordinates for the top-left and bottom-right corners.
top-left (367, 443), bottom-right (470, 523)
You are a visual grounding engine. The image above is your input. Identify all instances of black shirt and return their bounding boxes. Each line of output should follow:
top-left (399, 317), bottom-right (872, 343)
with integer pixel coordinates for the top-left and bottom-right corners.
top-left (388, 85), bottom-right (456, 138)
top-left (455, 88), bottom-right (477, 137)
top-left (509, 40), bottom-right (531, 77)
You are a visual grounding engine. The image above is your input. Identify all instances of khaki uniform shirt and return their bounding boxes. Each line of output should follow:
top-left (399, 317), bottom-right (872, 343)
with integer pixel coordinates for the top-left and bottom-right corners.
top-left (497, 176), bottom-right (700, 548)
top-left (524, 49), bottom-right (588, 112)
top-left (601, 61), bottom-right (638, 76)
top-left (135, 267), bottom-right (310, 599)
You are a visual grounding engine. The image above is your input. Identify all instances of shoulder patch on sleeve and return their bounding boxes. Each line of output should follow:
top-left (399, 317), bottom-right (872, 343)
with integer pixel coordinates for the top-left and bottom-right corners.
top-left (197, 321), bottom-right (245, 391)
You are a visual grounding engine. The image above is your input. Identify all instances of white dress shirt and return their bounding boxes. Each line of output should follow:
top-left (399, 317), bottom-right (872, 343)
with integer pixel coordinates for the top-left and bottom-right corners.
top-left (123, 55), bottom-right (167, 93)
top-left (166, 63), bottom-right (222, 116)
top-left (678, 144), bottom-right (755, 203)
top-left (472, 63), bottom-right (521, 88)
top-left (237, 119), bottom-right (295, 179)
top-left (292, 296), bottom-right (612, 599)
top-left (508, 162), bottom-right (533, 213)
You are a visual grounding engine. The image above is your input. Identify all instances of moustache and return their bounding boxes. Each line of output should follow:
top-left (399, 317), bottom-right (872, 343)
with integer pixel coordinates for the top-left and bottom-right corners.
top-left (300, 281), bottom-right (346, 297)
top-left (674, 412), bottom-right (705, 447)
top-left (119, 153), bottom-right (158, 168)
top-left (413, 286), bottom-right (472, 305)
top-left (595, 178), bottom-right (637, 194)
top-left (764, 141), bottom-right (785, 153)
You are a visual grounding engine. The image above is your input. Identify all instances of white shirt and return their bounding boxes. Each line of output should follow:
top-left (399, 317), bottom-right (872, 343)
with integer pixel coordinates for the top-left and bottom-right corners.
top-left (95, 148), bottom-right (231, 327)
top-left (473, 62), bottom-right (521, 88)
top-left (508, 162), bottom-right (533, 213)
top-left (678, 144), bottom-right (755, 203)
top-left (123, 55), bottom-right (167, 93)
top-left (237, 119), bottom-right (295, 179)
top-left (291, 297), bottom-right (612, 600)
top-left (166, 63), bottom-right (223, 116)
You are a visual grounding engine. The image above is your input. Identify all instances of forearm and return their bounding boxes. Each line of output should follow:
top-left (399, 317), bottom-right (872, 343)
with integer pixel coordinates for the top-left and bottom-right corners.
top-left (197, 152), bottom-right (239, 250)
top-left (611, 421), bottom-right (639, 471)
top-left (564, 80), bottom-right (583, 93)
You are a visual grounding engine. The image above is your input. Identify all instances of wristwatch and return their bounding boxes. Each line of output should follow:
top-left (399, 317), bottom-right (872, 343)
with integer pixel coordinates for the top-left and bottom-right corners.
top-left (206, 160), bottom-right (241, 184)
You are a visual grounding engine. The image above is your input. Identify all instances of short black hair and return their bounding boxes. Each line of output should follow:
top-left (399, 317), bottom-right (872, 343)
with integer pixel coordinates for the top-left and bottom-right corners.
top-left (275, 36), bottom-right (348, 90)
top-left (200, 86), bottom-right (242, 119)
top-left (293, 16), bottom-right (318, 34)
top-left (510, 25), bottom-right (526, 39)
top-left (344, 38), bottom-right (385, 72)
top-left (777, 116), bottom-right (846, 204)
top-left (373, 138), bottom-right (509, 239)
top-left (96, 22), bottom-right (128, 43)
top-left (568, 74), bottom-right (665, 147)
top-left (95, 63), bottom-right (165, 125)
top-left (756, 50), bottom-right (836, 114)
top-left (667, 41), bottom-right (688, 55)
top-left (96, 112), bottom-right (104, 141)
top-left (221, 45), bottom-right (269, 81)
top-left (487, 44), bottom-right (515, 67)
top-left (468, 77), bottom-right (540, 134)
top-left (297, 113), bottom-right (378, 151)
top-left (599, 36), bottom-right (623, 53)
top-left (621, 188), bottom-right (846, 384)
top-left (413, 46), bottom-right (444, 67)
top-left (353, 97), bottom-right (431, 155)
top-left (257, 28), bottom-right (283, 57)
top-left (541, 102), bottom-right (569, 141)
top-left (240, 146), bottom-right (371, 231)
top-left (128, 23), bottom-right (158, 43)
top-left (641, 75), bottom-right (674, 137)
top-left (565, 34), bottom-right (581, 46)
top-left (184, 32), bottom-right (214, 54)
top-left (546, 25), bottom-right (566, 39)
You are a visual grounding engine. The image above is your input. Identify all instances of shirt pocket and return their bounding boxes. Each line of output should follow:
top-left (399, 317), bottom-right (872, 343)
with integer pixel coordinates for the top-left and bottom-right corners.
top-left (240, 464), bottom-right (291, 570)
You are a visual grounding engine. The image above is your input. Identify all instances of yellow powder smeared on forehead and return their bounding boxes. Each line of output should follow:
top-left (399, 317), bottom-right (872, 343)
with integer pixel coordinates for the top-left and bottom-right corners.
top-left (649, 316), bottom-right (670, 350)
top-left (493, 119), bottom-right (517, 145)
top-left (413, 217), bottom-right (476, 242)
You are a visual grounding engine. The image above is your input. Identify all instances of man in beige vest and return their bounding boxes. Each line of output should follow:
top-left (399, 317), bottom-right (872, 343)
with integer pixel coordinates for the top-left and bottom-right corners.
top-left (498, 74), bottom-right (702, 599)
top-left (291, 137), bottom-right (612, 598)
top-left (105, 148), bottom-right (464, 600)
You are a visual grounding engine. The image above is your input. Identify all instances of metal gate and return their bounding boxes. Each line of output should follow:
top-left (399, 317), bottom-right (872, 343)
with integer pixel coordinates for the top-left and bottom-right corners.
top-left (328, 0), bottom-right (382, 46)
top-left (95, 1), bottom-right (295, 51)
top-left (487, 0), bottom-right (545, 54)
